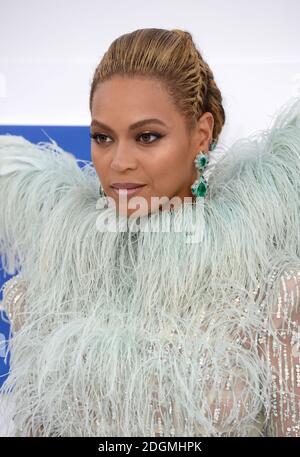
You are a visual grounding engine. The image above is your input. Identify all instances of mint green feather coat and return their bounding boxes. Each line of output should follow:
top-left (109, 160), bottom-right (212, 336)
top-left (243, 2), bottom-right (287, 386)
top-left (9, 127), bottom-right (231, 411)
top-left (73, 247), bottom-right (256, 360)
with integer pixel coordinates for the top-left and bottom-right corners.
top-left (0, 97), bottom-right (299, 437)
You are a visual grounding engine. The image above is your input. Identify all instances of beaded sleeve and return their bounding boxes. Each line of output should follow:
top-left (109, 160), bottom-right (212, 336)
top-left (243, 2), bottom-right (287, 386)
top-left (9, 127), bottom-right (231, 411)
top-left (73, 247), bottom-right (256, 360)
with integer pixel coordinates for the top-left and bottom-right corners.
top-left (258, 268), bottom-right (300, 436)
top-left (0, 275), bottom-right (43, 437)
top-left (0, 274), bottom-right (27, 334)
top-left (0, 274), bottom-right (29, 436)
top-left (180, 268), bottom-right (300, 437)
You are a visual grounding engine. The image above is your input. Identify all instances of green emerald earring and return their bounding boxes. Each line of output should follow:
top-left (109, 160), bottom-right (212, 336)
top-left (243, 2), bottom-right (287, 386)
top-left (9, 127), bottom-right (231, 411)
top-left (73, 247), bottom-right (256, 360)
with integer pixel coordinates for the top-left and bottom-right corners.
top-left (190, 139), bottom-right (216, 198)
top-left (99, 185), bottom-right (106, 197)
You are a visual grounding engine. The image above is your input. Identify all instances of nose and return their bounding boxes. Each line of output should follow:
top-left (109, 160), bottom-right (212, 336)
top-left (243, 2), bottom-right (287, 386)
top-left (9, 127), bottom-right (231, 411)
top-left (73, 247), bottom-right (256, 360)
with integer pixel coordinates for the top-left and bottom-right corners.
top-left (110, 145), bottom-right (138, 172)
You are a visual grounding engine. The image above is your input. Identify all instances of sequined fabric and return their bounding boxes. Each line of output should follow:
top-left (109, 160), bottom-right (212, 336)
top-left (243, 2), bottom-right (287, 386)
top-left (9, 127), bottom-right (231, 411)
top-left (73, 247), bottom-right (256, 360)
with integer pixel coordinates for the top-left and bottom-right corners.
top-left (1, 273), bottom-right (27, 333)
top-left (258, 269), bottom-right (300, 436)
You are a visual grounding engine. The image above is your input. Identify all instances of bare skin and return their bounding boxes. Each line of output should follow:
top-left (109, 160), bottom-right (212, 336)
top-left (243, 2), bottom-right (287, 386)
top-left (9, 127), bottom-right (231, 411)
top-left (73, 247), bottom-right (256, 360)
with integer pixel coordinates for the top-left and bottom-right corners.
top-left (90, 75), bottom-right (214, 218)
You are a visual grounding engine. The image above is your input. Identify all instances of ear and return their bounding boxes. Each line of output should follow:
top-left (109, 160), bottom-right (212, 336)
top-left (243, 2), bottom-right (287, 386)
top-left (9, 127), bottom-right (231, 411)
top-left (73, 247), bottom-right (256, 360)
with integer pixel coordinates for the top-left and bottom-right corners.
top-left (192, 111), bottom-right (214, 153)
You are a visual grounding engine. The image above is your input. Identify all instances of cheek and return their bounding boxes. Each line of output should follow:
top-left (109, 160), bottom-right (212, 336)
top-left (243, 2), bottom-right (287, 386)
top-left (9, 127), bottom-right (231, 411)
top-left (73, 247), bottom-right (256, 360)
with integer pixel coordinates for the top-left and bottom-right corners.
top-left (151, 146), bottom-right (188, 182)
top-left (91, 148), bottom-right (107, 178)
top-left (143, 149), bottom-right (187, 197)
top-left (91, 146), bottom-right (102, 165)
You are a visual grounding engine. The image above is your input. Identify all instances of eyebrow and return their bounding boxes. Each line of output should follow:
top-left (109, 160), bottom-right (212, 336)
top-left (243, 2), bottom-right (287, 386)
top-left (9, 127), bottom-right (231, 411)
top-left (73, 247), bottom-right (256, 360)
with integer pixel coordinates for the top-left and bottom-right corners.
top-left (90, 118), bottom-right (168, 133)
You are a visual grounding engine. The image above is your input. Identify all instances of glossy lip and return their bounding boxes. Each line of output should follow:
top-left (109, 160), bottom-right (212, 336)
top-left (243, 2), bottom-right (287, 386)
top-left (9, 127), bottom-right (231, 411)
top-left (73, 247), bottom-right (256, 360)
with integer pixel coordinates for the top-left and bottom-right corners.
top-left (111, 185), bottom-right (146, 197)
top-left (111, 183), bottom-right (145, 189)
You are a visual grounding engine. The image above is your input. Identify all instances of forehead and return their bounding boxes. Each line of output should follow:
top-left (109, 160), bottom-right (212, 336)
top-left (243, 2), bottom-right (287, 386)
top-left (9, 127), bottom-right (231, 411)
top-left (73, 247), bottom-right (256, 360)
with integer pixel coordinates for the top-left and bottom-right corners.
top-left (91, 76), bottom-right (177, 120)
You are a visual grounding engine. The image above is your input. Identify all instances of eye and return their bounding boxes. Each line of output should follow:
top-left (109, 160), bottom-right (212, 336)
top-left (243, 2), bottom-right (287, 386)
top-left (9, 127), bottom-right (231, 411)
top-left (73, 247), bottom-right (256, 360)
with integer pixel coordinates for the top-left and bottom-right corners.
top-left (138, 132), bottom-right (162, 144)
top-left (89, 132), bottom-right (112, 145)
top-left (89, 131), bottom-right (163, 146)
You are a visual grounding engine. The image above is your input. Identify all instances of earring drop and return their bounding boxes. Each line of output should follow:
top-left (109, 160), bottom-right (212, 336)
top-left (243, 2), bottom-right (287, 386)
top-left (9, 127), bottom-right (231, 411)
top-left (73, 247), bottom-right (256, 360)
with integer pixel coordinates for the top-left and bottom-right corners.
top-left (99, 185), bottom-right (106, 197)
top-left (98, 185), bottom-right (109, 209)
top-left (191, 151), bottom-right (209, 198)
top-left (190, 139), bottom-right (217, 198)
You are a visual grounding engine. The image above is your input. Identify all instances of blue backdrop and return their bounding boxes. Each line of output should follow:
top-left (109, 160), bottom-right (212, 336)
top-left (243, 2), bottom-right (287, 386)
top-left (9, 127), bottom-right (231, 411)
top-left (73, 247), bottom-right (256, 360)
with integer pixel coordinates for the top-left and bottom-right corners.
top-left (0, 125), bottom-right (90, 388)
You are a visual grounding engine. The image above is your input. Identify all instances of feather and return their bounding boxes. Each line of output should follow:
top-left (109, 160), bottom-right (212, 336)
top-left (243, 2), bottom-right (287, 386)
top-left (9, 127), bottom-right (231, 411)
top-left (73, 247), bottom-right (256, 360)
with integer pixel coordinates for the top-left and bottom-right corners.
top-left (0, 97), bottom-right (299, 436)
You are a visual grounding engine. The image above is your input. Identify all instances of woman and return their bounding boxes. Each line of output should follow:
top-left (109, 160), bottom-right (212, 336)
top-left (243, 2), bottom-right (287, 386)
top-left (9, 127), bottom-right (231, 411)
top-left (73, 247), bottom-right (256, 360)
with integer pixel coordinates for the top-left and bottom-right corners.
top-left (0, 28), bottom-right (299, 437)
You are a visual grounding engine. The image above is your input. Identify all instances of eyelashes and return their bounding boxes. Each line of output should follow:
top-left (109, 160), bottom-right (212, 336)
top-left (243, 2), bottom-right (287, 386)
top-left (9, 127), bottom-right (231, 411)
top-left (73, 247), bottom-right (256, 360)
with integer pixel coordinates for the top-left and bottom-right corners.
top-left (89, 131), bottom-right (163, 146)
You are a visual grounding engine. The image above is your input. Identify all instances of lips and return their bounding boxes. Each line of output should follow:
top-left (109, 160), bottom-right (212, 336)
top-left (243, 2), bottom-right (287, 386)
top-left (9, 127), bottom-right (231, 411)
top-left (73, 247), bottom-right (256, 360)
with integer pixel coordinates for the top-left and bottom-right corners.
top-left (111, 183), bottom-right (145, 189)
top-left (111, 185), bottom-right (146, 197)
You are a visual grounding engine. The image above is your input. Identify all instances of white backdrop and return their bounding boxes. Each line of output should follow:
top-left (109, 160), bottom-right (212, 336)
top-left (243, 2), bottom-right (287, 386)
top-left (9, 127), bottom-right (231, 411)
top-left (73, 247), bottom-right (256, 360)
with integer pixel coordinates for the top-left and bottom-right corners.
top-left (0, 0), bottom-right (300, 436)
top-left (0, 0), bottom-right (300, 146)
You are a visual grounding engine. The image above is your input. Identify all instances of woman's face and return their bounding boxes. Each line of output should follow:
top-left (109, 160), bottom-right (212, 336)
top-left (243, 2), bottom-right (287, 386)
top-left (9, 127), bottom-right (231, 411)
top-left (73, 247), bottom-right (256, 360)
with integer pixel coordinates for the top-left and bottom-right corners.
top-left (90, 75), bottom-right (214, 218)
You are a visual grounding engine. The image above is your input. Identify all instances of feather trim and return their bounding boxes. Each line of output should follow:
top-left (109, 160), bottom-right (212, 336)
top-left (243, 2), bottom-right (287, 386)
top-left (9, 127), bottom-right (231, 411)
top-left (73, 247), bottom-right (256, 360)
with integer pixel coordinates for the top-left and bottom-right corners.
top-left (0, 97), bottom-right (299, 436)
